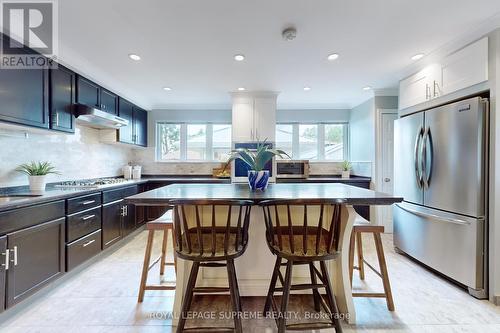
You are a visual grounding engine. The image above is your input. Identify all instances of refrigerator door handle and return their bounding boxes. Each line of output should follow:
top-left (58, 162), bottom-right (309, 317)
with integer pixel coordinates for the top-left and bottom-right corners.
top-left (395, 203), bottom-right (471, 226)
top-left (421, 127), bottom-right (433, 189)
top-left (414, 127), bottom-right (424, 188)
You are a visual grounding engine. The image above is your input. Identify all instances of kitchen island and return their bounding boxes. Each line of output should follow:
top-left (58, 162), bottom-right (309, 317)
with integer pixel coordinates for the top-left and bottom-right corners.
top-left (126, 183), bottom-right (402, 324)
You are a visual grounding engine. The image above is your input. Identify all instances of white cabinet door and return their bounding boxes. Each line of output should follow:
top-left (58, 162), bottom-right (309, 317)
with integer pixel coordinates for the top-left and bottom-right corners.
top-left (441, 37), bottom-right (488, 95)
top-left (399, 70), bottom-right (430, 110)
top-left (399, 64), bottom-right (441, 110)
top-left (232, 101), bottom-right (254, 142)
top-left (254, 98), bottom-right (276, 141)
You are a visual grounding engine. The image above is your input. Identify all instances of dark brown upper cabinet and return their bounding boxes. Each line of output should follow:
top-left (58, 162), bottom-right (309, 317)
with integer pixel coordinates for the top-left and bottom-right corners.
top-left (76, 76), bottom-right (118, 115)
top-left (76, 76), bottom-right (100, 108)
top-left (49, 65), bottom-right (76, 133)
top-left (118, 99), bottom-right (148, 147)
top-left (133, 107), bottom-right (148, 147)
top-left (118, 98), bottom-right (135, 144)
top-left (100, 89), bottom-right (118, 115)
top-left (0, 47), bottom-right (49, 128)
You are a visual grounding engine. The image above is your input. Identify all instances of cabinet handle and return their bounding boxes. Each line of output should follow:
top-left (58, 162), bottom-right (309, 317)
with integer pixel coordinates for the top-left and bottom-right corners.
top-left (12, 246), bottom-right (18, 266)
top-left (82, 200), bottom-right (96, 206)
top-left (125, 206), bottom-right (128, 216)
top-left (425, 84), bottom-right (431, 100)
top-left (2, 249), bottom-right (9, 270)
top-left (82, 214), bottom-right (95, 221)
top-left (55, 112), bottom-right (59, 126)
top-left (433, 80), bottom-right (439, 97)
top-left (82, 239), bottom-right (96, 247)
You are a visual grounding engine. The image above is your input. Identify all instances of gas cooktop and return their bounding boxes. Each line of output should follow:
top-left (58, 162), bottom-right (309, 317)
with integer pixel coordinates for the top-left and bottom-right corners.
top-left (55, 178), bottom-right (132, 189)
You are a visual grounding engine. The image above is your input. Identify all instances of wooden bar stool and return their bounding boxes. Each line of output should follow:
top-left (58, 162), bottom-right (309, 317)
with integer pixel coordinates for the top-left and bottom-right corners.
top-left (260, 199), bottom-right (344, 333)
top-left (138, 209), bottom-right (177, 303)
top-left (171, 199), bottom-right (253, 333)
top-left (349, 216), bottom-right (394, 311)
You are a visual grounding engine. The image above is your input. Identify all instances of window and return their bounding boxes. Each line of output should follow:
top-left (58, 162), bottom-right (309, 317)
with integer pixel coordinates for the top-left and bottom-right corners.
top-left (275, 123), bottom-right (348, 161)
top-left (156, 123), bottom-right (232, 161)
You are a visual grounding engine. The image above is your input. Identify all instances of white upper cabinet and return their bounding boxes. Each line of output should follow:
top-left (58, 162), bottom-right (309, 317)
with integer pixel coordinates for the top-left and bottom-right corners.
top-left (253, 97), bottom-right (276, 141)
top-left (231, 92), bottom-right (278, 142)
top-left (441, 37), bottom-right (488, 96)
top-left (399, 64), bottom-right (441, 110)
top-left (399, 37), bottom-right (488, 111)
top-left (231, 100), bottom-right (255, 142)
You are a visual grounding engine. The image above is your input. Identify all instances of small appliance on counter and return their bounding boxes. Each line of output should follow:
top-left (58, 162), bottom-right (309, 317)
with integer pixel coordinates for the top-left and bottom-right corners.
top-left (132, 165), bottom-right (142, 179)
top-left (123, 165), bottom-right (133, 179)
top-left (276, 160), bottom-right (310, 179)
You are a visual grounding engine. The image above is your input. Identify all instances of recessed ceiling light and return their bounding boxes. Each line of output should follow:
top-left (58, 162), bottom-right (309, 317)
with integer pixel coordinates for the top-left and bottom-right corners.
top-left (303, 86), bottom-right (311, 91)
top-left (411, 53), bottom-right (424, 61)
top-left (163, 87), bottom-right (172, 91)
top-left (128, 53), bottom-right (141, 61)
top-left (237, 87), bottom-right (245, 91)
top-left (234, 54), bottom-right (245, 61)
top-left (327, 53), bottom-right (339, 61)
top-left (363, 86), bottom-right (372, 91)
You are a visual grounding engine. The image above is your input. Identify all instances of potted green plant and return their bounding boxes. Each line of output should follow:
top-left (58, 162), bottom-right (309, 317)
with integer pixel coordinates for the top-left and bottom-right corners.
top-left (225, 140), bottom-right (289, 190)
top-left (341, 160), bottom-right (352, 179)
top-left (16, 161), bottom-right (60, 192)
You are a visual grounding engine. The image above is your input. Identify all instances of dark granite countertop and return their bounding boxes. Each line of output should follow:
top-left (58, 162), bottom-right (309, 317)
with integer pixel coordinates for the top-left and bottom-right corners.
top-left (0, 175), bottom-right (371, 212)
top-left (125, 183), bottom-right (401, 206)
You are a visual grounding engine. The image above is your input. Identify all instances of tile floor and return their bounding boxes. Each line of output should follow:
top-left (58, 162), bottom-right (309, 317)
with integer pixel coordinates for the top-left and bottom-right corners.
top-left (1, 230), bottom-right (500, 332)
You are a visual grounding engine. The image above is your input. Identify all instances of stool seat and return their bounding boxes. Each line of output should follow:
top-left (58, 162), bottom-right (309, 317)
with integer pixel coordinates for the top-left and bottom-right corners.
top-left (146, 210), bottom-right (173, 230)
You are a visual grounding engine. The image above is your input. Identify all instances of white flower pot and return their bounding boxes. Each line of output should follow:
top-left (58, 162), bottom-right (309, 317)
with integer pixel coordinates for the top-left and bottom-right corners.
top-left (29, 175), bottom-right (47, 192)
top-left (341, 170), bottom-right (350, 179)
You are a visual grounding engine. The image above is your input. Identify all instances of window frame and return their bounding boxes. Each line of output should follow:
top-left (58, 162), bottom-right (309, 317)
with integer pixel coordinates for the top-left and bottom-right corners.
top-left (276, 122), bottom-right (349, 161)
top-left (155, 122), bottom-right (232, 162)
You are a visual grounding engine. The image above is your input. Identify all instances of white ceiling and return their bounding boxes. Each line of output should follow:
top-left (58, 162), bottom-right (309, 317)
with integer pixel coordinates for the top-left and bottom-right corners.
top-left (57, 0), bottom-right (500, 110)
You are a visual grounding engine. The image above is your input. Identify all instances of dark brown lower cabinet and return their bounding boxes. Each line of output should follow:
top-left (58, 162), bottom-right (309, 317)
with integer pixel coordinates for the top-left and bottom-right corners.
top-left (66, 230), bottom-right (102, 271)
top-left (0, 236), bottom-right (6, 313)
top-left (6, 218), bottom-right (65, 307)
top-left (102, 200), bottom-right (123, 249)
top-left (122, 203), bottom-right (136, 237)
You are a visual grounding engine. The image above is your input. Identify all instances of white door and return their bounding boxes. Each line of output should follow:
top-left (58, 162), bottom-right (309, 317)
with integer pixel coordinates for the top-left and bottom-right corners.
top-left (381, 112), bottom-right (398, 231)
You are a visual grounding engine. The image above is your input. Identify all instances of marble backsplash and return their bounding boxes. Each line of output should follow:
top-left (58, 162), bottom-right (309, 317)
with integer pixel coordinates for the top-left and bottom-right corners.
top-left (0, 124), bottom-right (133, 188)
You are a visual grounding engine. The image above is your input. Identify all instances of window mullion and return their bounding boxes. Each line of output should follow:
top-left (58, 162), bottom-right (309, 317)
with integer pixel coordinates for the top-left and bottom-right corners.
top-left (206, 124), bottom-right (213, 161)
top-left (292, 123), bottom-right (299, 159)
top-left (180, 124), bottom-right (187, 160)
top-left (318, 124), bottom-right (325, 161)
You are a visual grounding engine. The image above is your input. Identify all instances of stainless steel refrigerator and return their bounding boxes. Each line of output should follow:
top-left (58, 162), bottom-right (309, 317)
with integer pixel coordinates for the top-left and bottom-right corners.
top-left (394, 96), bottom-right (488, 298)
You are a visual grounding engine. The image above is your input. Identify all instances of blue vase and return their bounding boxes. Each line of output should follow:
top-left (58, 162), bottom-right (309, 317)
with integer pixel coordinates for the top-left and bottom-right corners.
top-left (248, 170), bottom-right (270, 191)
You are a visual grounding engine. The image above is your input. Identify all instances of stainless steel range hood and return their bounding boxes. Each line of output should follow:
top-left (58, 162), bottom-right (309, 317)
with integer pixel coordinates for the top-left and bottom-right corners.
top-left (73, 104), bottom-right (128, 129)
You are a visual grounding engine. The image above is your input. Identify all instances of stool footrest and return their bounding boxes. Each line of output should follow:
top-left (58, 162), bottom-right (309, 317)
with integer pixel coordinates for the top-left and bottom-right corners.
top-left (182, 327), bottom-right (235, 332)
top-left (353, 292), bottom-right (387, 298)
top-left (144, 285), bottom-right (176, 291)
top-left (286, 322), bottom-right (335, 331)
top-left (274, 283), bottom-right (325, 292)
top-left (193, 287), bottom-right (230, 293)
top-left (200, 262), bottom-right (227, 267)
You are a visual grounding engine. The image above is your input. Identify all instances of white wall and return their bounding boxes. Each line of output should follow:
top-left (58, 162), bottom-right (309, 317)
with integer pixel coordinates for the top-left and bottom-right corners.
top-left (0, 124), bottom-right (133, 187)
top-left (349, 98), bottom-right (376, 166)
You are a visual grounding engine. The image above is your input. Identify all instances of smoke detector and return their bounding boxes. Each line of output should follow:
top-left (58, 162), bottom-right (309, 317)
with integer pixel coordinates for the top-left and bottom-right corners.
top-left (282, 27), bottom-right (297, 41)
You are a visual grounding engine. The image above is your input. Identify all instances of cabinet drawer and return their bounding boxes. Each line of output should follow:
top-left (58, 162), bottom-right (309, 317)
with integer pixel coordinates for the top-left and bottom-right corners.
top-left (67, 207), bottom-right (102, 243)
top-left (102, 185), bottom-right (138, 204)
top-left (0, 200), bottom-right (65, 235)
top-left (67, 193), bottom-right (101, 214)
top-left (66, 229), bottom-right (102, 271)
